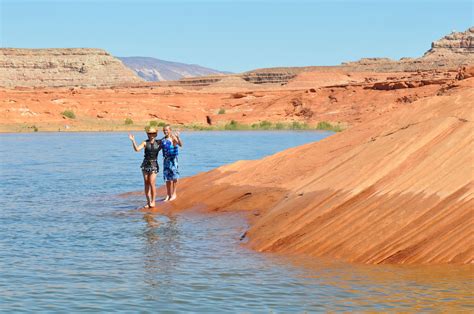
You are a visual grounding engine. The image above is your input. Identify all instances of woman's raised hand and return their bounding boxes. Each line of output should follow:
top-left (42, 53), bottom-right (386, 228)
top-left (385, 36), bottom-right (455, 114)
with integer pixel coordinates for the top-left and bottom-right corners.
top-left (128, 134), bottom-right (135, 141)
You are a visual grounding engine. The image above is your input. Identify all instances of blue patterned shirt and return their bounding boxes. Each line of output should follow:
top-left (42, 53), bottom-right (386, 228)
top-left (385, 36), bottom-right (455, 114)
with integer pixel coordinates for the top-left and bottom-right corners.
top-left (161, 138), bottom-right (179, 159)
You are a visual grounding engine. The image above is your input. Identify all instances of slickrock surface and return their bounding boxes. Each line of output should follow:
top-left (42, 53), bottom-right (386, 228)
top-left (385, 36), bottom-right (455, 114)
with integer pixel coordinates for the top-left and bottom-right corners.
top-left (0, 48), bottom-right (142, 87)
top-left (150, 76), bottom-right (474, 265)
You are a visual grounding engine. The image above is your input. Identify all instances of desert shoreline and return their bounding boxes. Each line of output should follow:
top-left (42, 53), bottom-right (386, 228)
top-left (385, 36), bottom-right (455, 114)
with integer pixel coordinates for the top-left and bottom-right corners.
top-left (136, 76), bottom-right (474, 265)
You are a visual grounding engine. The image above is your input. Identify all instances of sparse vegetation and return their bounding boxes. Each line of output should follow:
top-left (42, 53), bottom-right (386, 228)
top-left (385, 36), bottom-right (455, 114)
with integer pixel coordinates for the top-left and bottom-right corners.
top-left (316, 121), bottom-right (332, 130)
top-left (316, 121), bottom-right (343, 132)
top-left (289, 121), bottom-right (308, 130)
top-left (224, 120), bottom-right (240, 130)
top-left (148, 120), bottom-right (167, 128)
top-left (275, 122), bottom-right (285, 130)
top-left (180, 120), bottom-right (345, 132)
top-left (187, 123), bottom-right (213, 131)
top-left (61, 110), bottom-right (76, 119)
top-left (258, 120), bottom-right (272, 130)
top-left (124, 117), bottom-right (133, 125)
top-left (28, 125), bottom-right (39, 132)
top-left (218, 108), bottom-right (226, 114)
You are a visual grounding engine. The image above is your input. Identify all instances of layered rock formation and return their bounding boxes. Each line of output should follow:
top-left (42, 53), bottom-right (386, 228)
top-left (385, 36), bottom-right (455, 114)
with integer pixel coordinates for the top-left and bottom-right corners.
top-left (1, 28), bottom-right (472, 89)
top-left (149, 76), bottom-right (474, 265)
top-left (241, 72), bottom-right (297, 84)
top-left (155, 28), bottom-right (473, 89)
top-left (0, 48), bottom-right (142, 87)
top-left (340, 27), bottom-right (474, 72)
top-left (424, 27), bottom-right (474, 58)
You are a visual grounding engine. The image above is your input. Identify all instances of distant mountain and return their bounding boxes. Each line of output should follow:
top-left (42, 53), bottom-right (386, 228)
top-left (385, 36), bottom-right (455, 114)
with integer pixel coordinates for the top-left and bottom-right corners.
top-left (118, 56), bottom-right (231, 81)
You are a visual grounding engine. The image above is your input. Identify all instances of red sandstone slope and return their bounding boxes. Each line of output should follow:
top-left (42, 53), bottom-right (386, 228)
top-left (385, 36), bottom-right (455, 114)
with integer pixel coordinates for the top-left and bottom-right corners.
top-left (156, 78), bottom-right (474, 264)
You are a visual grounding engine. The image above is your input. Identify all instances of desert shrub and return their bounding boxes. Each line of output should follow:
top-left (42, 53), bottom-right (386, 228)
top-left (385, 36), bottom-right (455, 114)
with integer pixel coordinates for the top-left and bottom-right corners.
top-left (157, 121), bottom-right (167, 127)
top-left (224, 120), bottom-right (239, 130)
top-left (316, 121), bottom-right (332, 130)
top-left (148, 120), bottom-right (158, 127)
top-left (124, 117), bottom-right (133, 125)
top-left (61, 110), bottom-right (76, 119)
top-left (275, 122), bottom-right (285, 130)
top-left (259, 120), bottom-right (272, 129)
top-left (316, 121), bottom-right (343, 132)
top-left (290, 121), bottom-right (307, 129)
top-left (218, 108), bottom-right (226, 114)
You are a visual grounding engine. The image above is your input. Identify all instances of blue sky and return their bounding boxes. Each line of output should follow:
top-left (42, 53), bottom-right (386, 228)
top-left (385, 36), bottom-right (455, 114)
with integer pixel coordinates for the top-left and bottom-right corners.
top-left (1, 0), bottom-right (472, 72)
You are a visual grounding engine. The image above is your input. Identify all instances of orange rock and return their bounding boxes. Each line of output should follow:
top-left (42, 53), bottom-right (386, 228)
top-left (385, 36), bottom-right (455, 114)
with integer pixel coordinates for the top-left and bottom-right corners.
top-left (151, 78), bottom-right (474, 265)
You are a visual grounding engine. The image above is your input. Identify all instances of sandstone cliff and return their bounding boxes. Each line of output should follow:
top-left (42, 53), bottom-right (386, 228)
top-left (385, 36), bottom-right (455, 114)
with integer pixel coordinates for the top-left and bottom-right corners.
top-left (151, 76), bottom-right (473, 265)
top-left (423, 27), bottom-right (474, 59)
top-left (225, 27), bottom-right (474, 86)
top-left (0, 48), bottom-right (142, 87)
top-left (340, 27), bottom-right (473, 72)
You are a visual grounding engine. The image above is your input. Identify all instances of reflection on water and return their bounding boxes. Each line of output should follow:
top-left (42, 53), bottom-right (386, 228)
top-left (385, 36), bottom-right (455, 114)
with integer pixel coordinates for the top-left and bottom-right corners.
top-left (1, 131), bottom-right (472, 312)
top-left (142, 213), bottom-right (180, 295)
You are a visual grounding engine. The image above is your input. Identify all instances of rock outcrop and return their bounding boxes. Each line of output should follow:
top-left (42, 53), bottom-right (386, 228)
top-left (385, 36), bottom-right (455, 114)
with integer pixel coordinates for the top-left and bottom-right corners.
top-left (241, 72), bottom-right (297, 84)
top-left (159, 28), bottom-right (474, 89)
top-left (0, 48), bottom-right (142, 87)
top-left (423, 27), bottom-right (474, 58)
top-left (340, 27), bottom-right (474, 72)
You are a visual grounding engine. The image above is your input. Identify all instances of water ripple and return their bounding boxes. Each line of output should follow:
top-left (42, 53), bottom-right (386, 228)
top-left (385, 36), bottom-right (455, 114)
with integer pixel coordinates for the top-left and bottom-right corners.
top-left (1, 132), bottom-right (472, 312)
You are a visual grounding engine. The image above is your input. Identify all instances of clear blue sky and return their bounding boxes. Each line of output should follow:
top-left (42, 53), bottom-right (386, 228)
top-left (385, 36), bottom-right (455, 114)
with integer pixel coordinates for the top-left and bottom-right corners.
top-left (1, 0), bottom-right (472, 72)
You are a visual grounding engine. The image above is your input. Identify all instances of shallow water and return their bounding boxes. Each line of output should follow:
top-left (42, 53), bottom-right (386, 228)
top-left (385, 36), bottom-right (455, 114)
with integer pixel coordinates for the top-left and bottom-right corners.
top-left (0, 131), bottom-right (472, 312)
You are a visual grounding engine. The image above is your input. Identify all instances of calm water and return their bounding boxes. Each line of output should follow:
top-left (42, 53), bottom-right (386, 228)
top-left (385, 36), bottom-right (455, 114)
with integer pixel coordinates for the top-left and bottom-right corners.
top-left (0, 131), bottom-right (472, 312)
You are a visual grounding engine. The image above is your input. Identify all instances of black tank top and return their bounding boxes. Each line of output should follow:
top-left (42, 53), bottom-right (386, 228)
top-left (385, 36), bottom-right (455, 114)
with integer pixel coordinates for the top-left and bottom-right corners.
top-left (144, 140), bottom-right (160, 160)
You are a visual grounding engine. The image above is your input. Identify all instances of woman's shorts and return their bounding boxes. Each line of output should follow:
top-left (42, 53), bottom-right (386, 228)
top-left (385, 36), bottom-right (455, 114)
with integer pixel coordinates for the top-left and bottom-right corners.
top-left (141, 159), bottom-right (159, 174)
top-left (163, 157), bottom-right (179, 181)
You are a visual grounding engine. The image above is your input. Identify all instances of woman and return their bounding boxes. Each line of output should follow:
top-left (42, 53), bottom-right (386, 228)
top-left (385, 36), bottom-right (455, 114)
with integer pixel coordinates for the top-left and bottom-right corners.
top-left (129, 127), bottom-right (161, 208)
top-left (161, 125), bottom-right (183, 201)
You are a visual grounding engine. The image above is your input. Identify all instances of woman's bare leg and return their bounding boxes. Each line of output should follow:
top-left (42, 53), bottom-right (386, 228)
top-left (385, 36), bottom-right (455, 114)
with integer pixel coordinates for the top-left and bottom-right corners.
top-left (149, 173), bottom-right (157, 207)
top-left (170, 180), bottom-right (178, 201)
top-left (143, 171), bottom-right (151, 207)
top-left (164, 181), bottom-right (172, 201)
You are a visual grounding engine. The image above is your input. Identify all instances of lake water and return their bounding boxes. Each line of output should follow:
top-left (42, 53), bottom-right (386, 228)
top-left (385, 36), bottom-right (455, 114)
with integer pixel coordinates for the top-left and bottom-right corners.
top-left (0, 131), bottom-right (472, 312)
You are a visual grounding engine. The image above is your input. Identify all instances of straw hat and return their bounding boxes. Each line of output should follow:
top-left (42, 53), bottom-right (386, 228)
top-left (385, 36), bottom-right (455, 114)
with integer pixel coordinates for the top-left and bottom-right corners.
top-left (145, 126), bottom-right (158, 134)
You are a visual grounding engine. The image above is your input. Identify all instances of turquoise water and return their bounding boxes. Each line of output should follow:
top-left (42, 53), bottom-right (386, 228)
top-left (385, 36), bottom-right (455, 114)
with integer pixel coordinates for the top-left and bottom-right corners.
top-left (0, 131), bottom-right (472, 312)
